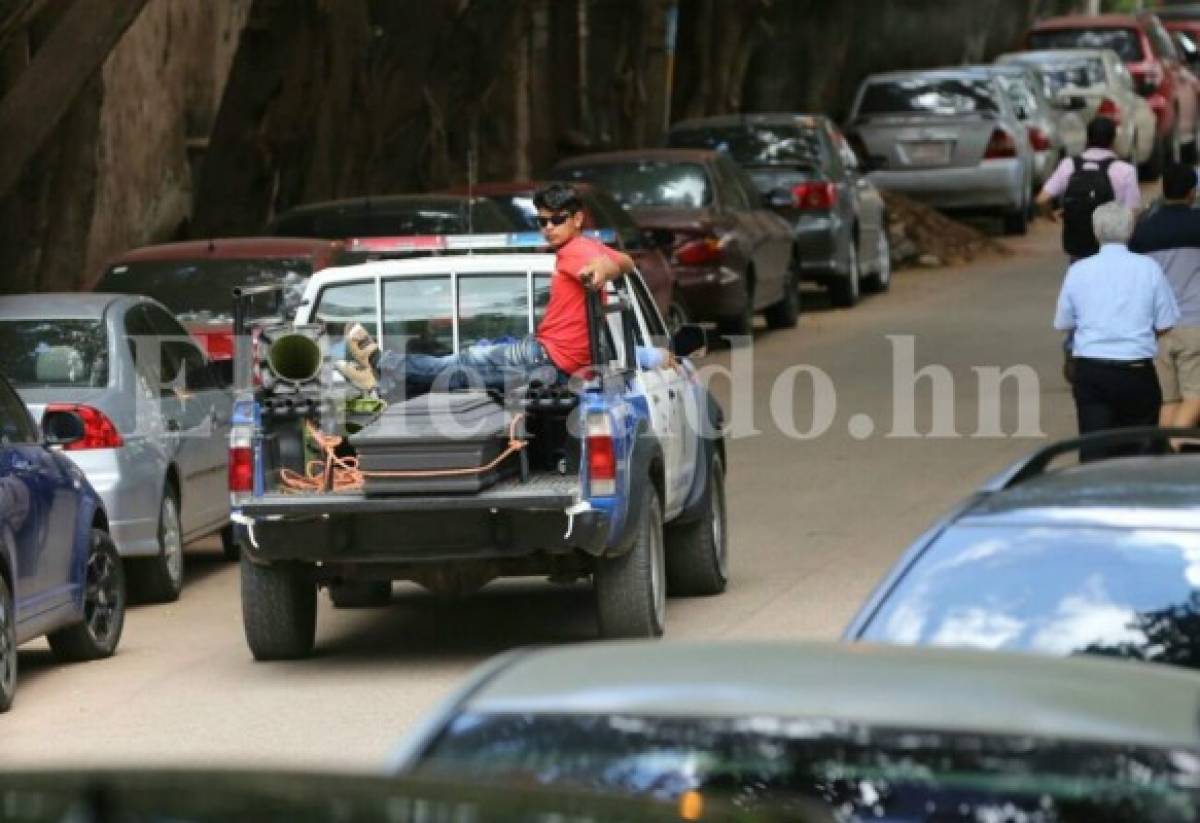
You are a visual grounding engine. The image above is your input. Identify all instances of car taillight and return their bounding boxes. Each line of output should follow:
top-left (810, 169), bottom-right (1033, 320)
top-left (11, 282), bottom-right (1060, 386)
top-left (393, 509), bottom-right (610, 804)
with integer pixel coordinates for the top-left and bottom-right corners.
top-left (586, 413), bottom-right (616, 497)
top-left (1097, 97), bottom-right (1121, 124)
top-left (791, 181), bottom-right (838, 210)
top-left (229, 427), bottom-right (253, 493)
top-left (1027, 127), bottom-right (1052, 152)
top-left (44, 404), bottom-right (123, 450)
top-left (983, 128), bottom-right (1017, 159)
top-left (674, 236), bottom-right (723, 266)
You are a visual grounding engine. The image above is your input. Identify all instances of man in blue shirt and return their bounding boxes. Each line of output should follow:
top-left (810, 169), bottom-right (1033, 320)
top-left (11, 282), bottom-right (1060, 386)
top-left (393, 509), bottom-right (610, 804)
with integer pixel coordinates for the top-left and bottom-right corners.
top-left (1054, 202), bottom-right (1179, 458)
top-left (1130, 163), bottom-right (1200, 431)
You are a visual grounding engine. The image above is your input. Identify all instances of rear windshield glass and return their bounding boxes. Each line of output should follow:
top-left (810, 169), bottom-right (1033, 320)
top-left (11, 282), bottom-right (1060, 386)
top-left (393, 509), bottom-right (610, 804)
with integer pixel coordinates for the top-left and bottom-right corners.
top-left (558, 162), bottom-right (711, 209)
top-left (667, 125), bottom-right (825, 169)
top-left (0, 320), bottom-right (109, 388)
top-left (857, 77), bottom-right (999, 115)
top-left (1029, 28), bottom-right (1144, 61)
top-left (1038, 59), bottom-right (1107, 96)
top-left (96, 259), bottom-right (311, 323)
top-left (858, 525), bottom-right (1200, 668)
top-left (417, 713), bottom-right (1197, 818)
top-left (273, 202), bottom-right (514, 239)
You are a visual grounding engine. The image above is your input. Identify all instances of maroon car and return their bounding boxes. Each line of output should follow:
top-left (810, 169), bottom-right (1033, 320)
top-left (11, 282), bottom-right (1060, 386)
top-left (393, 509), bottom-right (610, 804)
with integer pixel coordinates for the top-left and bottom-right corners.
top-left (445, 180), bottom-right (684, 331)
top-left (94, 237), bottom-right (346, 367)
top-left (551, 149), bottom-right (798, 335)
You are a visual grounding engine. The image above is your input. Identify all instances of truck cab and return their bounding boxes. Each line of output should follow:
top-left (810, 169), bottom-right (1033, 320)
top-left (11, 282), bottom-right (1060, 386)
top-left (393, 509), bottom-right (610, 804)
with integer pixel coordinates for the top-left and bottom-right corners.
top-left (229, 234), bottom-right (727, 660)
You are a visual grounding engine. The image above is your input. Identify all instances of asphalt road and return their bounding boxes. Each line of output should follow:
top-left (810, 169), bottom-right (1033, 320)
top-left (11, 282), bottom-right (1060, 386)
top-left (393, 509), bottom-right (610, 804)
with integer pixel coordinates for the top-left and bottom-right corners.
top-left (1, 218), bottom-right (1078, 772)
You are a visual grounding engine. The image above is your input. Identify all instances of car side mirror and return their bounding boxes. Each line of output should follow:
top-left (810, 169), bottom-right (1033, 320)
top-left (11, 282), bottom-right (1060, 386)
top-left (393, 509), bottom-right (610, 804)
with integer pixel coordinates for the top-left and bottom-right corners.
top-left (764, 189), bottom-right (794, 209)
top-left (42, 409), bottom-right (85, 448)
top-left (671, 323), bottom-right (707, 358)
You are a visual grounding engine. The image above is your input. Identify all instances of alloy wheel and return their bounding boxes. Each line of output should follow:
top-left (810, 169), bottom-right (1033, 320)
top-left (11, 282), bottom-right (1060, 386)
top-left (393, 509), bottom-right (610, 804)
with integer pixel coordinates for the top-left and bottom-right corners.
top-left (649, 501), bottom-right (666, 631)
top-left (0, 582), bottom-right (14, 702)
top-left (876, 230), bottom-right (892, 287)
top-left (161, 495), bottom-right (183, 588)
top-left (84, 541), bottom-right (122, 646)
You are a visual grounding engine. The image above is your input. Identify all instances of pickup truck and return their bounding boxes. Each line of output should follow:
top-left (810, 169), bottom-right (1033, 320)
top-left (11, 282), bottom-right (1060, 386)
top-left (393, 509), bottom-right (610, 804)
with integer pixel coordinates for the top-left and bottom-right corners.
top-left (228, 235), bottom-right (728, 659)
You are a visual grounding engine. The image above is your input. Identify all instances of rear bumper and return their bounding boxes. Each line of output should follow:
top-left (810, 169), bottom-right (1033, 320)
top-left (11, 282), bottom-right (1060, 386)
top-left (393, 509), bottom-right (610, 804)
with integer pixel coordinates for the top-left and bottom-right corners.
top-left (69, 448), bottom-right (161, 558)
top-left (868, 159), bottom-right (1025, 211)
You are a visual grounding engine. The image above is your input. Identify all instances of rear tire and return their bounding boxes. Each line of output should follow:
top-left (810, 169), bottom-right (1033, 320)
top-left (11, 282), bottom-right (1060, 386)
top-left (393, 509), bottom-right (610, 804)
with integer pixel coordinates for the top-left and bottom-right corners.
top-left (220, 524), bottom-right (239, 562)
top-left (127, 487), bottom-right (184, 603)
top-left (863, 225), bottom-right (892, 294)
top-left (666, 454), bottom-right (729, 596)
top-left (0, 576), bottom-right (16, 713)
top-left (594, 483), bottom-right (666, 639)
top-left (829, 238), bottom-right (861, 307)
top-left (763, 267), bottom-right (800, 329)
top-left (328, 580), bottom-right (392, 608)
top-left (240, 554), bottom-right (316, 660)
top-left (1002, 204), bottom-right (1028, 236)
top-left (717, 277), bottom-right (755, 338)
top-left (48, 530), bottom-right (125, 662)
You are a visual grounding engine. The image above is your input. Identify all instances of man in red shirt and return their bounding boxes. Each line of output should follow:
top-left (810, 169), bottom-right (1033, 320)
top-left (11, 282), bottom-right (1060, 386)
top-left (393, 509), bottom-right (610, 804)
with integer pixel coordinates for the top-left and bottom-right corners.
top-left (338, 183), bottom-right (634, 394)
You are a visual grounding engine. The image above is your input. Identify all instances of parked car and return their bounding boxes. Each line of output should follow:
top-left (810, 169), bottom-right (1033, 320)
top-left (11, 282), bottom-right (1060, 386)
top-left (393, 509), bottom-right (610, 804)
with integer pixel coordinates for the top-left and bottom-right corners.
top-left (267, 194), bottom-right (521, 249)
top-left (845, 428), bottom-right (1200, 671)
top-left (986, 63), bottom-right (1088, 188)
top-left (552, 149), bottom-right (797, 335)
top-left (666, 113), bottom-right (890, 308)
top-left (1027, 12), bottom-right (1195, 177)
top-left (997, 48), bottom-right (1157, 165)
top-left (392, 640), bottom-right (1200, 818)
top-left (0, 294), bottom-right (233, 602)
top-left (443, 180), bottom-right (685, 330)
top-left (845, 67), bottom-right (1036, 234)
top-left (0, 371), bottom-right (125, 713)
top-left (95, 238), bottom-right (346, 379)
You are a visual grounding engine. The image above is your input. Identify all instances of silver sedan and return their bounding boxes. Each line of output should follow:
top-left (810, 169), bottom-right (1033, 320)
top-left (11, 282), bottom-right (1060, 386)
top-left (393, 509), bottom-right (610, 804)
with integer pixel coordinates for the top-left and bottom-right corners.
top-left (0, 294), bottom-right (232, 602)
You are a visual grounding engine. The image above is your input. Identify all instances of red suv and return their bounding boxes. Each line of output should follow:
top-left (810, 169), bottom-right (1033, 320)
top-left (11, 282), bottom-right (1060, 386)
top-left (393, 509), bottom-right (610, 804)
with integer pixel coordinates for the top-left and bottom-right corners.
top-left (1028, 12), bottom-right (1192, 176)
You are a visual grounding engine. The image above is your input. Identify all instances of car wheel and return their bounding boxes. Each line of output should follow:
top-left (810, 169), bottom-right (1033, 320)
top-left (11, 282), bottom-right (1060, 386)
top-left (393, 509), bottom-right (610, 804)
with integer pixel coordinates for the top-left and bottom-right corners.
top-left (863, 226), bottom-right (892, 294)
top-left (1002, 200), bottom-right (1028, 236)
top-left (829, 236), bottom-right (861, 307)
top-left (763, 266), bottom-right (800, 329)
top-left (0, 575), bottom-right (16, 713)
top-left (665, 453), bottom-right (728, 596)
top-left (665, 294), bottom-right (690, 336)
top-left (220, 524), bottom-right (239, 562)
top-left (128, 486), bottom-right (184, 603)
top-left (240, 553), bottom-right (316, 660)
top-left (594, 483), bottom-right (666, 638)
top-left (328, 580), bottom-right (392, 608)
top-left (717, 276), bottom-right (754, 339)
top-left (47, 529), bottom-right (126, 662)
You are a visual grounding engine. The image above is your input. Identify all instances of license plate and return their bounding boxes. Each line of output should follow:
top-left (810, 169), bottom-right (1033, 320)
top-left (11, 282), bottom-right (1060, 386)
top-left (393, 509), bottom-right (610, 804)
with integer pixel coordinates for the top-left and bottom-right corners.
top-left (904, 141), bottom-right (951, 165)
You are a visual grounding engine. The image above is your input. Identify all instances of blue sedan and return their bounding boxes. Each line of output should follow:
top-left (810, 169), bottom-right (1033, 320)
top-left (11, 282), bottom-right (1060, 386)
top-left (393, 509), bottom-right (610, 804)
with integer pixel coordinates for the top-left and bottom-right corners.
top-left (0, 372), bottom-right (125, 712)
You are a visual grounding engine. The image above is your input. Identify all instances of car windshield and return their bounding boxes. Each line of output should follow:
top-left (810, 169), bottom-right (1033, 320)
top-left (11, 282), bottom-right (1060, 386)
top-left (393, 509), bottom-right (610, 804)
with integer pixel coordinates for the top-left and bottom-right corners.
top-left (857, 76), bottom-right (999, 115)
top-left (1037, 59), bottom-right (1107, 96)
top-left (558, 162), bottom-right (712, 209)
top-left (1029, 28), bottom-right (1144, 61)
top-left (95, 259), bottom-right (310, 323)
top-left (415, 713), bottom-right (1198, 819)
top-left (857, 524), bottom-right (1200, 667)
top-left (667, 124), bottom-right (825, 169)
top-left (0, 319), bottom-right (109, 388)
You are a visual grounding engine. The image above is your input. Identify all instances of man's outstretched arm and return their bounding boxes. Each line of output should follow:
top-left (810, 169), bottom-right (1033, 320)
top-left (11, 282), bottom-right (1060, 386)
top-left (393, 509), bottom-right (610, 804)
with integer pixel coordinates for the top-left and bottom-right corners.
top-left (578, 250), bottom-right (635, 289)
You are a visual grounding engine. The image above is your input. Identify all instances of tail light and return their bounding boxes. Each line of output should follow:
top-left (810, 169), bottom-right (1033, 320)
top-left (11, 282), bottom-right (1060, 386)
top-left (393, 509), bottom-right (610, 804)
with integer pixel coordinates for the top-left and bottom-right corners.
top-left (44, 404), bottom-right (123, 450)
top-left (674, 236), bottom-right (723, 266)
top-left (1097, 97), bottom-right (1121, 124)
top-left (1027, 127), bottom-right (1052, 152)
top-left (586, 413), bottom-right (616, 497)
top-left (791, 181), bottom-right (838, 210)
top-left (983, 128), bottom-right (1017, 159)
top-left (229, 427), bottom-right (253, 493)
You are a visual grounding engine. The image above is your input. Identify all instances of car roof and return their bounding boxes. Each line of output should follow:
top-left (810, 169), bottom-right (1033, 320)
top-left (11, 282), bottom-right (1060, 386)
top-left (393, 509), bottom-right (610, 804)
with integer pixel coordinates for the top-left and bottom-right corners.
top-left (0, 292), bottom-right (130, 320)
top-left (554, 148), bottom-right (717, 167)
top-left (107, 237), bottom-right (342, 265)
top-left (861, 67), bottom-right (999, 83)
top-left (308, 253), bottom-right (556, 287)
top-left (456, 641), bottom-right (1200, 750)
top-left (1000, 48), bottom-right (1116, 63)
top-left (961, 454), bottom-right (1200, 528)
top-left (1032, 13), bottom-right (1146, 30)
top-left (276, 194), bottom-right (497, 218)
top-left (669, 112), bottom-right (828, 131)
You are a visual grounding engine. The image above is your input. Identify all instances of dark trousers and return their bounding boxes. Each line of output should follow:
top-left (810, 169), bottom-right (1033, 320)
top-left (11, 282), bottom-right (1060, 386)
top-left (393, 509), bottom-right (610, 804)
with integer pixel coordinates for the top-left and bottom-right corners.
top-left (1072, 358), bottom-right (1161, 460)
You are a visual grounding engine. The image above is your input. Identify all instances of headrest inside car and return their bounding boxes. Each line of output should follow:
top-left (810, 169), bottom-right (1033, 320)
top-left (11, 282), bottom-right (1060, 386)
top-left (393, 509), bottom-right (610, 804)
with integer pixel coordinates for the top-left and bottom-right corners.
top-left (36, 346), bottom-right (84, 383)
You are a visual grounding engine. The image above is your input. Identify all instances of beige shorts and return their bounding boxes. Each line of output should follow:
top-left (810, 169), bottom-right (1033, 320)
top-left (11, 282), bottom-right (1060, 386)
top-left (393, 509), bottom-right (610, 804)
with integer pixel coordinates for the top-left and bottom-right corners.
top-left (1155, 326), bottom-right (1200, 403)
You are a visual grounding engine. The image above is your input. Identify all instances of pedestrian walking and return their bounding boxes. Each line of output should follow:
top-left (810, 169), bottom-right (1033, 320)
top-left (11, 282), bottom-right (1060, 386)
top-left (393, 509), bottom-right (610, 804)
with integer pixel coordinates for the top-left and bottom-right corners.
top-left (1130, 163), bottom-right (1200, 430)
top-left (1053, 203), bottom-right (1179, 460)
top-left (1035, 116), bottom-right (1140, 384)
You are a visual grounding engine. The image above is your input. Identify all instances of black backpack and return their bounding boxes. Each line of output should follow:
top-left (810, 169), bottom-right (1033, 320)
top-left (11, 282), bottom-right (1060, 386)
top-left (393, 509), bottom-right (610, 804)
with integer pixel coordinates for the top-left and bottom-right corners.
top-left (1061, 157), bottom-right (1115, 258)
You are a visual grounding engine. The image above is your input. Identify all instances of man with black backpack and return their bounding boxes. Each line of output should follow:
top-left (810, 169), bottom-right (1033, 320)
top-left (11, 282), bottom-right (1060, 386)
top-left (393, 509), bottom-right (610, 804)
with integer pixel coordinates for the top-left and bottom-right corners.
top-left (1035, 117), bottom-right (1140, 382)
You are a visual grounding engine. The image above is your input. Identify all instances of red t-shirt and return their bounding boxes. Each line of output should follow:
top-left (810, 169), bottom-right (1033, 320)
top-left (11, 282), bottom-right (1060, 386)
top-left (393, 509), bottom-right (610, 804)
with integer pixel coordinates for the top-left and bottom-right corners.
top-left (536, 235), bottom-right (621, 375)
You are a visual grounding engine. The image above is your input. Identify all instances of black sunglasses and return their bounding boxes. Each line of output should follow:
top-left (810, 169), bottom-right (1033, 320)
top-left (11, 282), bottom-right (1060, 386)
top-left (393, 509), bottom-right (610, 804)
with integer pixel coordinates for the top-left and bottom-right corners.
top-left (535, 212), bottom-right (573, 228)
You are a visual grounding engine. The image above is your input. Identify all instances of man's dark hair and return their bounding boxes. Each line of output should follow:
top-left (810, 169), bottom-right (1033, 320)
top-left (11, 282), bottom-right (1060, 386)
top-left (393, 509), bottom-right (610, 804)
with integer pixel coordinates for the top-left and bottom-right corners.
top-left (533, 182), bottom-right (582, 214)
top-left (1163, 162), bottom-right (1198, 200)
top-left (1086, 116), bottom-right (1117, 150)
